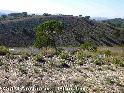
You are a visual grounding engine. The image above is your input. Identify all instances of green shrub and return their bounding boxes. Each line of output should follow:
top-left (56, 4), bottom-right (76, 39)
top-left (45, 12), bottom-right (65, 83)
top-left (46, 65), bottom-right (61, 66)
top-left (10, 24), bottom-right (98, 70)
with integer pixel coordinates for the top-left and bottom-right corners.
top-left (77, 60), bottom-right (85, 65)
top-left (34, 53), bottom-right (44, 62)
top-left (75, 50), bottom-right (93, 60)
top-left (59, 51), bottom-right (69, 59)
top-left (0, 46), bottom-right (9, 55)
top-left (55, 48), bottom-right (64, 55)
top-left (0, 59), bottom-right (4, 66)
top-left (113, 58), bottom-right (124, 67)
top-left (97, 50), bottom-right (112, 57)
top-left (104, 50), bottom-right (112, 56)
top-left (34, 68), bottom-right (40, 74)
top-left (19, 66), bottom-right (28, 74)
top-left (94, 58), bottom-right (105, 66)
top-left (75, 51), bottom-right (85, 60)
top-left (40, 47), bottom-right (57, 57)
top-left (119, 62), bottom-right (124, 67)
top-left (80, 42), bottom-right (97, 52)
top-left (58, 60), bottom-right (70, 68)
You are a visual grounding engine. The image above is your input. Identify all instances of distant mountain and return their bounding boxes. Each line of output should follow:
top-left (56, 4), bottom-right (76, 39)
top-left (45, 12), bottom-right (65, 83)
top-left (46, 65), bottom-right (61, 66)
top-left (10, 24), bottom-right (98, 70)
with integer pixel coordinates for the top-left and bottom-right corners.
top-left (0, 12), bottom-right (5, 16)
top-left (0, 9), bottom-right (15, 14)
top-left (0, 15), bottom-right (124, 47)
top-left (103, 18), bottom-right (124, 30)
top-left (91, 17), bottom-right (108, 21)
top-left (0, 9), bottom-right (17, 16)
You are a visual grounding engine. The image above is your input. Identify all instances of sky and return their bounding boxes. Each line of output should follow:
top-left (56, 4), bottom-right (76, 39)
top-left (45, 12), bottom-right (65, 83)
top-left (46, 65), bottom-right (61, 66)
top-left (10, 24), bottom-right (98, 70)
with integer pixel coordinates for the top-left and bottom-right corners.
top-left (0, 0), bottom-right (124, 18)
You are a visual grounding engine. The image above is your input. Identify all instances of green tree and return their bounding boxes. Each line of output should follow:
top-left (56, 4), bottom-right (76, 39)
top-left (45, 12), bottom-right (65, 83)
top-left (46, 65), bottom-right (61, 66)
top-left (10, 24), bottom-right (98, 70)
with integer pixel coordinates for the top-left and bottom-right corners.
top-left (35, 20), bottom-right (63, 50)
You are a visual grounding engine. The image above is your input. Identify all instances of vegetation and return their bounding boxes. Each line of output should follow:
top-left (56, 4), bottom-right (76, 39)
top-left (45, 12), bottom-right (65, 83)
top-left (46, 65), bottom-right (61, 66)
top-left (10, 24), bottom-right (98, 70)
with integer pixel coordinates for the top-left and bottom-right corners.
top-left (1, 15), bottom-right (124, 47)
top-left (103, 18), bottom-right (124, 30)
top-left (80, 42), bottom-right (97, 52)
top-left (0, 46), bottom-right (9, 55)
top-left (35, 20), bottom-right (64, 50)
top-left (59, 60), bottom-right (70, 68)
top-left (0, 14), bottom-right (124, 93)
top-left (103, 18), bottom-right (124, 38)
top-left (0, 59), bottom-right (4, 66)
top-left (34, 54), bottom-right (44, 62)
top-left (0, 46), bottom-right (123, 93)
top-left (59, 50), bottom-right (69, 59)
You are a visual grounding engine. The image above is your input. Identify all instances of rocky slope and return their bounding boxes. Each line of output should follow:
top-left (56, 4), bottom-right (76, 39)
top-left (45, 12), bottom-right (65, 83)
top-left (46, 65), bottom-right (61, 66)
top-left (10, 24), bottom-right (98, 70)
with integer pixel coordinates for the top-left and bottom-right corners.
top-left (0, 52), bottom-right (124, 93)
top-left (0, 15), bottom-right (124, 47)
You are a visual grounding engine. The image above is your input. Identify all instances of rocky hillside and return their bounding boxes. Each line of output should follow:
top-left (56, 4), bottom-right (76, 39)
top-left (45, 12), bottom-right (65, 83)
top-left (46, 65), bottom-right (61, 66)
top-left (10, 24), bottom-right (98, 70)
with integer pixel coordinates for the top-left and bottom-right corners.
top-left (0, 46), bottom-right (123, 93)
top-left (0, 15), bottom-right (124, 47)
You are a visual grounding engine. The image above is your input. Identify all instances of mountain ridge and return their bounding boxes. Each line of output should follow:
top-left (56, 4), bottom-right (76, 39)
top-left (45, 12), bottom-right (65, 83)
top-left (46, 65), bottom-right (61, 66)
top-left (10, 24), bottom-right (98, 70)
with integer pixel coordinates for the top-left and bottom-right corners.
top-left (0, 15), bottom-right (124, 47)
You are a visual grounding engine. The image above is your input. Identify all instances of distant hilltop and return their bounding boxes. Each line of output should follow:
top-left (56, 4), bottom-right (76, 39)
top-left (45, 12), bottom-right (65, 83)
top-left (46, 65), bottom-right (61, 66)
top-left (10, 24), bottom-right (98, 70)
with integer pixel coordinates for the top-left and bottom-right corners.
top-left (0, 10), bottom-right (111, 21)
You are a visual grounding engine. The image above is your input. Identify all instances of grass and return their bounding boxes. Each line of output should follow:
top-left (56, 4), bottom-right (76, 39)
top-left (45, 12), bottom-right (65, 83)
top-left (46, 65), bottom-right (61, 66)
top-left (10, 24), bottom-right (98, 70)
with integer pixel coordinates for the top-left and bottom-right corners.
top-left (0, 46), bottom-right (9, 55)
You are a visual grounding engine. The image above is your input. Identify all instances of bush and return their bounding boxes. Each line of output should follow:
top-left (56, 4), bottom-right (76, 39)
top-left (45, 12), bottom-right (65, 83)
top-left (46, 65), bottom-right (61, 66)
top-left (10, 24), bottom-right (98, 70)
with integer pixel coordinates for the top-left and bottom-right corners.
top-left (97, 50), bottom-right (112, 56)
top-left (80, 42), bottom-right (97, 52)
top-left (40, 47), bottom-right (57, 57)
top-left (0, 46), bottom-right (9, 55)
top-left (19, 65), bottom-right (28, 74)
top-left (77, 60), bottom-right (85, 65)
top-left (0, 59), bottom-right (4, 66)
top-left (104, 50), bottom-right (112, 56)
top-left (75, 51), bottom-right (85, 60)
top-left (34, 54), bottom-right (44, 62)
top-left (75, 50), bottom-right (93, 60)
top-left (58, 60), bottom-right (70, 68)
top-left (55, 48), bottom-right (64, 55)
top-left (59, 51), bottom-right (69, 59)
top-left (113, 58), bottom-right (124, 67)
top-left (94, 58), bottom-right (105, 66)
top-left (18, 50), bottom-right (31, 60)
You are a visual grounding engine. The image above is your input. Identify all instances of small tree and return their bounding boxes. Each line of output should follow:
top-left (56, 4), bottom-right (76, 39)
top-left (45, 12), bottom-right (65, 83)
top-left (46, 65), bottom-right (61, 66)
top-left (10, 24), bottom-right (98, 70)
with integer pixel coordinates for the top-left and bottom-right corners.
top-left (35, 20), bottom-right (63, 51)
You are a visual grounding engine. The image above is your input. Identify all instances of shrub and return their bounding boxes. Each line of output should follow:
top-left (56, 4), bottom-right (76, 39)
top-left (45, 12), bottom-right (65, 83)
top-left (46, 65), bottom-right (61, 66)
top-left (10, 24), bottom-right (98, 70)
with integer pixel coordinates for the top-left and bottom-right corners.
top-left (20, 50), bottom-right (30, 55)
top-left (0, 59), bottom-right (4, 66)
top-left (34, 68), bottom-right (40, 74)
top-left (77, 60), bottom-right (85, 65)
top-left (0, 46), bottom-right (9, 55)
top-left (113, 58), bottom-right (124, 67)
top-left (119, 62), bottom-right (124, 67)
top-left (34, 54), bottom-right (44, 62)
top-left (55, 48), bottom-right (64, 55)
top-left (19, 66), bottom-right (28, 74)
top-left (20, 52), bottom-right (30, 60)
top-left (94, 58), bottom-right (105, 66)
top-left (40, 47), bottom-right (57, 57)
top-left (58, 60), bottom-right (70, 68)
top-left (75, 50), bottom-right (93, 60)
top-left (59, 51), bottom-right (69, 59)
top-left (104, 50), bottom-right (112, 56)
top-left (75, 51), bottom-right (85, 60)
top-left (80, 42), bottom-right (97, 52)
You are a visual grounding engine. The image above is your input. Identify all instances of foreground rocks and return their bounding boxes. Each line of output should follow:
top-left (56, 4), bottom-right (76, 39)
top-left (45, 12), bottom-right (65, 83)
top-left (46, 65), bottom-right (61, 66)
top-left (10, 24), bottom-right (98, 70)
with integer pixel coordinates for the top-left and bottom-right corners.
top-left (0, 54), bottom-right (123, 93)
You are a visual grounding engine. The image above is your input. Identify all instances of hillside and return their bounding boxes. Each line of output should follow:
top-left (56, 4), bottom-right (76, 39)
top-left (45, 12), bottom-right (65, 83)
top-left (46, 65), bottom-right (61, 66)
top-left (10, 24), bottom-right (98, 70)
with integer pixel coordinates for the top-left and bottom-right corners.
top-left (0, 46), bottom-right (123, 93)
top-left (0, 15), bottom-right (124, 47)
